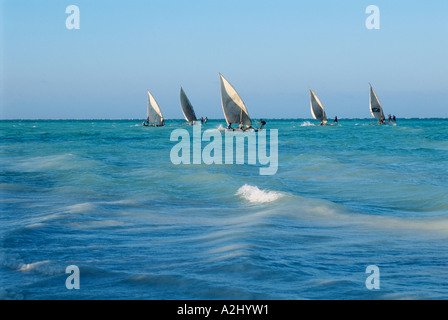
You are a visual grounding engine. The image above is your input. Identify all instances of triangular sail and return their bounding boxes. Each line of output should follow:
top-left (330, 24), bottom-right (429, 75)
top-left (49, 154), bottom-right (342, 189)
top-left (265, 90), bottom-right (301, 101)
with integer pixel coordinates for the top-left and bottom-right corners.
top-left (369, 84), bottom-right (384, 121)
top-left (147, 90), bottom-right (164, 125)
top-left (180, 87), bottom-right (197, 122)
top-left (219, 73), bottom-right (252, 127)
top-left (309, 89), bottom-right (327, 123)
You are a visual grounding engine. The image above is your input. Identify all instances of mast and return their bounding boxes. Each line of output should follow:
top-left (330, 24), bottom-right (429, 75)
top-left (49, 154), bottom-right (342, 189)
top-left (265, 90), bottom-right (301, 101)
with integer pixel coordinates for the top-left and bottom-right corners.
top-left (147, 92), bottom-right (150, 122)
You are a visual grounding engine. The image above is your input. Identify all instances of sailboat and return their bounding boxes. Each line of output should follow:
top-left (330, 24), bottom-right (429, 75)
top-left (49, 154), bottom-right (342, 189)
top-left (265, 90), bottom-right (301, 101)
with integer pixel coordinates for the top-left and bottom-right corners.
top-left (143, 90), bottom-right (165, 127)
top-left (218, 73), bottom-right (254, 131)
top-left (180, 87), bottom-right (198, 125)
top-left (369, 83), bottom-right (387, 124)
top-left (309, 89), bottom-right (328, 126)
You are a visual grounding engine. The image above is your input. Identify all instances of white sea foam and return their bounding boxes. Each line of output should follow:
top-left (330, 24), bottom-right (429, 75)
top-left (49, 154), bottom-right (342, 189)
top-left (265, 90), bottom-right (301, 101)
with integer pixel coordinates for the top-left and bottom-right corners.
top-left (18, 260), bottom-right (65, 276)
top-left (0, 254), bottom-right (64, 276)
top-left (236, 184), bottom-right (284, 204)
top-left (18, 260), bottom-right (51, 272)
top-left (14, 153), bottom-right (76, 172)
top-left (65, 202), bottom-right (96, 213)
top-left (300, 121), bottom-right (315, 127)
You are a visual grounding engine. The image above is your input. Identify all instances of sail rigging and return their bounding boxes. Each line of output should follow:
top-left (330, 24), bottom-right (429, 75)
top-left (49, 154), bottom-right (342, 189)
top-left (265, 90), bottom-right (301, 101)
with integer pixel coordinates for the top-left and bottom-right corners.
top-left (146, 90), bottom-right (164, 126)
top-left (219, 73), bottom-right (252, 127)
top-left (369, 84), bottom-right (384, 121)
top-left (180, 87), bottom-right (197, 123)
top-left (309, 89), bottom-right (327, 124)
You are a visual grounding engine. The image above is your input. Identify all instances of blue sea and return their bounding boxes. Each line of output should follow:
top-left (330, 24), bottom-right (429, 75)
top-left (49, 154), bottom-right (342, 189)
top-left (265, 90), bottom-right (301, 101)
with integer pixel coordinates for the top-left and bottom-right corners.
top-left (1, 118), bottom-right (448, 300)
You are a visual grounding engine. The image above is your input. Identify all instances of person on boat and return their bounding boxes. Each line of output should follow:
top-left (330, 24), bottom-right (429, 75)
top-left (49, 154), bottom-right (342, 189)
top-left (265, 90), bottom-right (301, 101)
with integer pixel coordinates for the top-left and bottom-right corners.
top-left (201, 117), bottom-right (204, 124)
top-left (388, 114), bottom-right (392, 122)
top-left (227, 123), bottom-right (232, 130)
top-left (334, 116), bottom-right (338, 123)
top-left (257, 119), bottom-right (266, 130)
top-left (204, 117), bottom-right (208, 124)
top-left (393, 115), bottom-right (396, 122)
top-left (380, 115), bottom-right (386, 124)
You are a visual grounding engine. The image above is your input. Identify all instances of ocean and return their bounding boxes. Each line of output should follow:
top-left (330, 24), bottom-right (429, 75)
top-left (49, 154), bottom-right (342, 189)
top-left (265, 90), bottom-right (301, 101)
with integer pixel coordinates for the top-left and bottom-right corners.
top-left (1, 118), bottom-right (447, 300)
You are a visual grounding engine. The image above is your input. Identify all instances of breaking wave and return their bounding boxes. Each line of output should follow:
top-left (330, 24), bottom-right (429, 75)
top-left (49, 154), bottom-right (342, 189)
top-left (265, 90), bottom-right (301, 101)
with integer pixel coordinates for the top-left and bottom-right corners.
top-left (236, 184), bottom-right (284, 204)
top-left (300, 121), bottom-right (315, 127)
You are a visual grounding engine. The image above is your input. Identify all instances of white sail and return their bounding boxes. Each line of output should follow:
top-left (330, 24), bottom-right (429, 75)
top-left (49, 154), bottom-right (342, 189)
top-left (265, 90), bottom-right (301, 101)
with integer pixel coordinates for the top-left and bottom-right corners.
top-left (147, 90), bottom-right (164, 126)
top-left (180, 87), bottom-right (197, 122)
top-left (219, 73), bottom-right (252, 127)
top-left (369, 84), bottom-right (384, 121)
top-left (309, 89), bottom-right (327, 123)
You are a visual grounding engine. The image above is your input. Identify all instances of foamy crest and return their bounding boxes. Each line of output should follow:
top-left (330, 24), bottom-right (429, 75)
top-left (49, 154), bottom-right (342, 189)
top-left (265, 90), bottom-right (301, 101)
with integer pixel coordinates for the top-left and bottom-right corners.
top-left (18, 260), bottom-right (65, 276)
top-left (65, 202), bottom-right (96, 213)
top-left (236, 184), bottom-right (283, 204)
top-left (18, 260), bottom-right (51, 272)
top-left (300, 121), bottom-right (314, 127)
top-left (0, 254), bottom-right (64, 276)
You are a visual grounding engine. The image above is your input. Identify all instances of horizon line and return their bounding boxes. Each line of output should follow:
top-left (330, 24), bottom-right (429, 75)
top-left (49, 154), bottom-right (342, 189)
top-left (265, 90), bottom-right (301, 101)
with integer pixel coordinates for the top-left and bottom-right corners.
top-left (1, 117), bottom-right (447, 121)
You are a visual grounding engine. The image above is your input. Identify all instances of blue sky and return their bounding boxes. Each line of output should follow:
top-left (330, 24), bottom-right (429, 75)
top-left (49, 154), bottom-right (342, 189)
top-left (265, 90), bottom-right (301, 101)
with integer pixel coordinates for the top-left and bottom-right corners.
top-left (1, 0), bottom-right (447, 119)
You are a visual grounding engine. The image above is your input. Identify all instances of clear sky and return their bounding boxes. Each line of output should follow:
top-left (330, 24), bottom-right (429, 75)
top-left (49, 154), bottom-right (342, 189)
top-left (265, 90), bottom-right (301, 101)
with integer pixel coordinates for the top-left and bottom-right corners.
top-left (1, 0), bottom-right (447, 119)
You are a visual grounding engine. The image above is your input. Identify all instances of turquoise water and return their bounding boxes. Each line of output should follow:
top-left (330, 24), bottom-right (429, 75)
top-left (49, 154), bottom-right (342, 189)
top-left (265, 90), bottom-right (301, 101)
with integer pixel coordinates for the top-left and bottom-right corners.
top-left (1, 119), bottom-right (448, 299)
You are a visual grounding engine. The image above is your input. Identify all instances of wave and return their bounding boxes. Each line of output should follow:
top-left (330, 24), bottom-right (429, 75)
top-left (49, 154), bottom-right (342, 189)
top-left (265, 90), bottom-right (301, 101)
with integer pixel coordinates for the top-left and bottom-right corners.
top-left (236, 184), bottom-right (284, 204)
top-left (11, 153), bottom-right (82, 172)
top-left (0, 253), bottom-right (64, 276)
top-left (300, 121), bottom-right (315, 127)
top-left (233, 187), bottom-right (448, 234)
top-left (18, 260), bottom-right (59, 274)
top-left (65, 202), bottom-right (97, 213)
